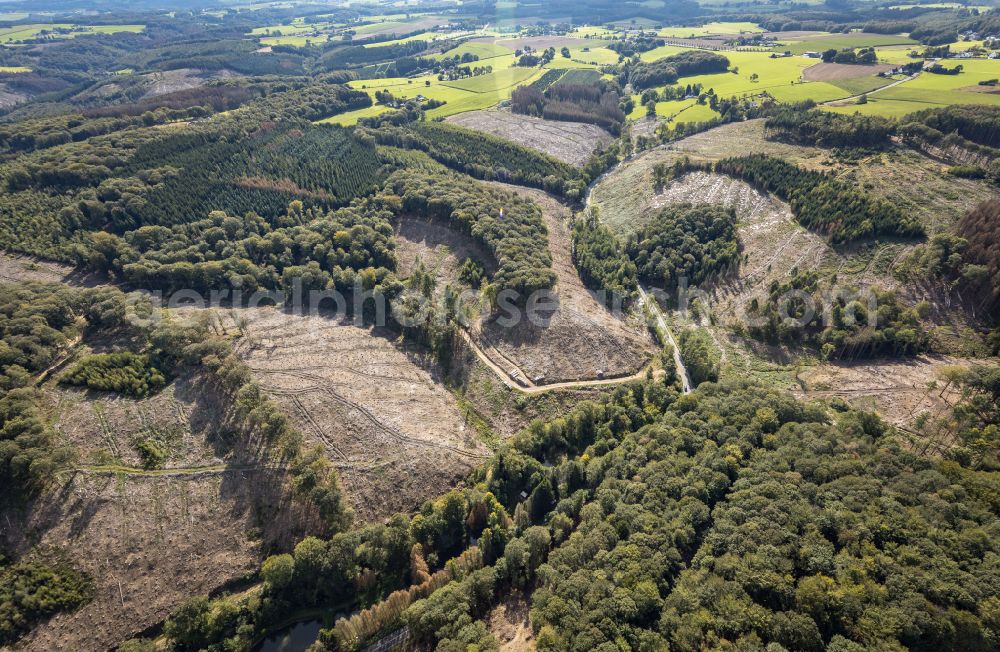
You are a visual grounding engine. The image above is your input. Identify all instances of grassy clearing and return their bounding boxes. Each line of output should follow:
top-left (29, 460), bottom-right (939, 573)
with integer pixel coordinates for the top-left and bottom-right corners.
top-left (875, 45), bottom-right (924, 64)
top-left (0, 23), bottom-right (144, 43)
top-left (642, 51), bottom-right (852, 104)
top-left (327, 65), bottom-right (545, 124)
top-left (431, 40), bottom-right (513, 61)
top-left (571, 26), bottom-right (619, 39)
top-left (0, 66), bottom-right (31, 73)
top-left (440, 66), bottom-right (538, 92)
top-left (829, 74), bottom-right (895, 95)
top-left (640, 44), bottom-right (693, 62)
top-left (825, 60), bottom-right (1000, 116)
top-left (545, 46), bottom-right (621, 67)
top-left (780, 33), bottom-right (917, 54)
top-left (318, 104), bottom-right (388, 126)
top-left (351, 20), bottom-right (409, 36)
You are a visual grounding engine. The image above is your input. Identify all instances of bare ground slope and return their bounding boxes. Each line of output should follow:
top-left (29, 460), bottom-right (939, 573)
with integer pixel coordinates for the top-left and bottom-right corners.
top-left (446, 110), bottom-right (613, 166)
top-left (2, 372), bottom-right (288, 652)
top-left (231, 307), bottom-right (488, 522)
top-left (477, 184), bottom-right (655, 384)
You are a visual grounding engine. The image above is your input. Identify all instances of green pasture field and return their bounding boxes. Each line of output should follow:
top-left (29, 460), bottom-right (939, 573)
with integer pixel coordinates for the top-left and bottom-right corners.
top-left (825, 59), bottom-right (1000, 116)
top-left (644, 50), bottom-right (850, 102)
top-left (657, 22), bottom-right (764, 37)
top-left (431, 40), bottom-right (514, 61)
top-left (875, 45), bottom-right (924, 64)
top-left (351, 20), bottom-right (410, 36)
top-left (779, 33), bottom-right (917, 55)
top-left (327, 64), bottom-right (545, 125)
top-left (640, 44), bottom-right (691, 62)
top-left (440, 66), bottom-right (538, 92)
top-left (363, 31), bottom-right (440, 47)
top-left (829, 74), bottom-right (896, 96)
top-left (544, 45), bottom-right (621, 68)
top-left (0, 23), bottom-right (144, 44)
top-left (570, 26), bottom-right (619, 39)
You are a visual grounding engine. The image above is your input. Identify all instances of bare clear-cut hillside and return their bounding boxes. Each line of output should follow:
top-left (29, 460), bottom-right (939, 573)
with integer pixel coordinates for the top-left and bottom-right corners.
top-left (446, 110), bottom-right (613, 166)
top-left (230, 307), bottom-right (488, 522)
top-left (477, 183), bottom-right (655, 385)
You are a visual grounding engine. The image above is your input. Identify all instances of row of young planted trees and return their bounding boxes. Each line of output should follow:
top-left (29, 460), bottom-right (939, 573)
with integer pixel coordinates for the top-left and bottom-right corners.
top-left (365, 120), bottom-right (586, 198)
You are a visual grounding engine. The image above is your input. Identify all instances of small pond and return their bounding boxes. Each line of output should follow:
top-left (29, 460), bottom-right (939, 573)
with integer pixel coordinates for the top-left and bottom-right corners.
top-left (256, 620), bottom-right (322, 652)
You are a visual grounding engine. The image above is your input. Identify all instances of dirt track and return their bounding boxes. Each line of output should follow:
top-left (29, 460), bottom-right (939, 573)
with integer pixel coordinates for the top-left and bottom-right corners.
top-left (478, 183), bottom-right (656, 385)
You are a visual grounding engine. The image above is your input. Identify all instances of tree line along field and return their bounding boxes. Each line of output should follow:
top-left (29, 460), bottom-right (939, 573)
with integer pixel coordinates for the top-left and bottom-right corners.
top-left (300, 15), bottom-right (1000, 128)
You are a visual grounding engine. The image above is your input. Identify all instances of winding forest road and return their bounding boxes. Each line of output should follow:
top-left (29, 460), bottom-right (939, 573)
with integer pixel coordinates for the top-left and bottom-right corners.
top-left (637, 285), bottom-right (692, 393)
top-left (459, 329), bottom-right (652, 393)
top-left (820, 72), bottom-right (919, 106)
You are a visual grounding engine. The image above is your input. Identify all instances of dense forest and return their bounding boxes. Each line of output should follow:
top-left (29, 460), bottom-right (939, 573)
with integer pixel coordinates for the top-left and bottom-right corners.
top-left (571, 210), bottom-right (638, 304)
top-left (511, 81), bottom-right (626, 135)
top-left (366, 121), bottom-right (584, 197)
top-left (627, 51), bottom-right (730, 90)
top-left (0, 556), bottom-right (94, 645)
top-left (136, 377), bottom-right (1000, 652)
top-left (626, 203), bottom-right (741, 291)
top-left (764, 106), bottom-right (895, 149)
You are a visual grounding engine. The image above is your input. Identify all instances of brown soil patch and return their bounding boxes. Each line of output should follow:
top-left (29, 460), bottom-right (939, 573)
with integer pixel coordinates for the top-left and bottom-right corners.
top-left (2, 371), bottom-right (292, 651)
top-left (138, 68), bottom-right (240, 99)
top-left (478, 184), bottom-right (655, 385)
top-left (488, 591), bottom-right (535, 651)
top-left (6, 472), bottom-right (276, 651)
top-left (230, 307), bottom-right (488, 522)
top-left (0, 251), bottom-right (104, 286)
top-left (959, 84), bottom-right (1000, 94)
top-left (394, 215), bottom-right (496, 291)
top-left (446, 110), bottom-right (613, 167)
top-left (0, 378), bottom-right (290, 650)
top-left (793, 355), bottom-right (990, 433)
top-left (48, 375), bottom-right (228, 469)
top-left (802, 62), bottom-right (893, 81)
